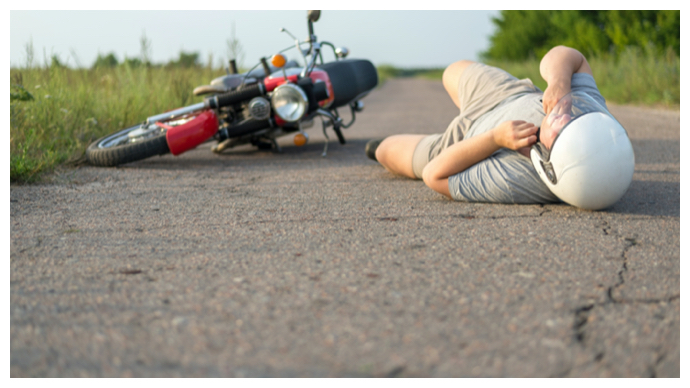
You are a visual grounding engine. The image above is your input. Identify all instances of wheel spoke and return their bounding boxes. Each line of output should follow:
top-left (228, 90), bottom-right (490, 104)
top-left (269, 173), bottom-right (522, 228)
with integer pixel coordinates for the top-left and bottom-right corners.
top-left (98, 125), bottom-right (165, 149)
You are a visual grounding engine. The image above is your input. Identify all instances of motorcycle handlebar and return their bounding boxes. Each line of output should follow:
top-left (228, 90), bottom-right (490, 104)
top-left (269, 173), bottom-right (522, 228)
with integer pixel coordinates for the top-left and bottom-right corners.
top-left (207, 83), bottom-right (265, 109)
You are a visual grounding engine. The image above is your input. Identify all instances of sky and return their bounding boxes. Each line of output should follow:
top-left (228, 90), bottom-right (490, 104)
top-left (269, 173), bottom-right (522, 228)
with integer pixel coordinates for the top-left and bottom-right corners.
top-left (10, 9), bottom-right (500, 69)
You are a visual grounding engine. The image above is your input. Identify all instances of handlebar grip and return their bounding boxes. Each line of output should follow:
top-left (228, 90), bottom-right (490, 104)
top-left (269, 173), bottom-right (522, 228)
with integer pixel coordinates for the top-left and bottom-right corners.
top-left (226, 119), bottom-right (272, 138)
top-left (208, 83), bottom-right (264, 109)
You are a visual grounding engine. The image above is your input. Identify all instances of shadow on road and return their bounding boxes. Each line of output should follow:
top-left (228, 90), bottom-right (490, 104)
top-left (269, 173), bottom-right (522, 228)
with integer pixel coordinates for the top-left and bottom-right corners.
top-left (109, 139), bottom-right (376, 172)
top-left (610, 180), bottom-right (680, 217)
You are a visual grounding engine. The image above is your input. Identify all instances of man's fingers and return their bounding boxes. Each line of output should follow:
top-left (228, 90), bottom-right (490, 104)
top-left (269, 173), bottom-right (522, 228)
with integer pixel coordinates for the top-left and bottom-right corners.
top-left (507, 126), bottom-right (537, 150)
top-left (517, 124), bottom-right (539, 136)
top-left (518, 135), bottom-right (537, 149)
top-left (498, 121), bottom-right (538, 150)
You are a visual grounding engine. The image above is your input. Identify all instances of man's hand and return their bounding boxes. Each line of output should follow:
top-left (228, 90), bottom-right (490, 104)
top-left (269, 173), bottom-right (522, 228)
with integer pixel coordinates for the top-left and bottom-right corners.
top-left (492, 120), bottom-right (539, 153)
top-left (542, 81), bottom-right (571, 116)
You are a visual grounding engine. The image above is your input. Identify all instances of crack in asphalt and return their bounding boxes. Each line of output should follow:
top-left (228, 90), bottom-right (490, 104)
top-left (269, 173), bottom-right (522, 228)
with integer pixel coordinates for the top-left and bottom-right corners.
top-left (384, 365), bottom-right (405, 378)
top-left (573, 304), bottom-right (595, 343)
top-left (572, 235), bottom-right (640, 345)
top-left (648, 351), bottom-right (667, 378)
top-left (234, 212), bottom-right (549, 225)
top-left (606, 237), bottom-right (636, 304)
top-left (569, 225), bottom-right (678, 375)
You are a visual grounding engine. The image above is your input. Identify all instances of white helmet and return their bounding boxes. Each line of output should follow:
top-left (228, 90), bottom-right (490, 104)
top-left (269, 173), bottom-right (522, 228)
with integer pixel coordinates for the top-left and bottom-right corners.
top-left (530, 92), bottom-right (635, 210)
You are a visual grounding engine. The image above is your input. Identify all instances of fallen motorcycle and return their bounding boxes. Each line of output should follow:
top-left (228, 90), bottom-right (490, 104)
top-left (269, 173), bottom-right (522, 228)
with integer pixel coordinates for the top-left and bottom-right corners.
top-left (86, 10), bottom-right (378, 167)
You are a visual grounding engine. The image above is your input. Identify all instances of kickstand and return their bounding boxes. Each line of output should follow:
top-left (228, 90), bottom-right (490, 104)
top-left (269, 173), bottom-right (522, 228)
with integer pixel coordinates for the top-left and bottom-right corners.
top-left (271, 138), bottom-right (282, 153)
top-left (321, 119), bottom-right (330, 157)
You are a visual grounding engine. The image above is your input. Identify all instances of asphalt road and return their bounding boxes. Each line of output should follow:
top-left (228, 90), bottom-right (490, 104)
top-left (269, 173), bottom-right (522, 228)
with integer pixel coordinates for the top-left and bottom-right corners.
top-left (10, 78), bottom-right (680, 377)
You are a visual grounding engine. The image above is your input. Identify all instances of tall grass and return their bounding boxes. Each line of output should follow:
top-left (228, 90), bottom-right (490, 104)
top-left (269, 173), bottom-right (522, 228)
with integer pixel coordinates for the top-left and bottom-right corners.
top-left (10, 65), bottom-right (225, 182)
top-left (589, 46), bottom-right (680, 107)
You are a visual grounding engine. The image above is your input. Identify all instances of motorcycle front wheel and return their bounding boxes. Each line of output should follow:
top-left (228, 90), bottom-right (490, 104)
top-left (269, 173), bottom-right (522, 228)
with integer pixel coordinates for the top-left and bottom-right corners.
top-left (86, 123), bottom-right (170, 167)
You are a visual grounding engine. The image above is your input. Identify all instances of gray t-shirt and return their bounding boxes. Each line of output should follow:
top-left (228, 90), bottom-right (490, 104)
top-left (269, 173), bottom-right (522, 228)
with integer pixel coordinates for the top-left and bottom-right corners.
top-left (448, 73), bottom-right (606, 204)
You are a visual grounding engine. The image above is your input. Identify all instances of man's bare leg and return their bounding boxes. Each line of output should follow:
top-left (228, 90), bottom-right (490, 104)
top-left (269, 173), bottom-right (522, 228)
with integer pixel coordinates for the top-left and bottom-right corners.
top-left (371, 60), bottom-right (476, 179)
top-left (375, 134), bottom-right (427, 179)
top-left (442, 60), bottom-right (475, 110)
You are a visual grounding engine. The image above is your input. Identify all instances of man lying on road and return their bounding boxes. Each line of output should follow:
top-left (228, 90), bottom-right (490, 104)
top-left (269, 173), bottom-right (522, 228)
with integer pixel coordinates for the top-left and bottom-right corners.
top-left (366, 45), bottom-right (635, 210)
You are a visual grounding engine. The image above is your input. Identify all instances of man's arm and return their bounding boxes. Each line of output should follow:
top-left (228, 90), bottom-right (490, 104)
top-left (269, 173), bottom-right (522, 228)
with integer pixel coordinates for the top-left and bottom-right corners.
top-left (540, 46), bottom-right (593, 114)
top-left (422, 120), bottom-right (538, 198)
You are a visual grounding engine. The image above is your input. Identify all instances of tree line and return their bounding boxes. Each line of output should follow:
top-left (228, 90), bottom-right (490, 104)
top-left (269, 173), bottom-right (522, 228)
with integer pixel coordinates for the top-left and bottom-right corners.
top-left (91, 51), bottom-right (201, 69)
top-left (482, 10), bottom-right (680, 61)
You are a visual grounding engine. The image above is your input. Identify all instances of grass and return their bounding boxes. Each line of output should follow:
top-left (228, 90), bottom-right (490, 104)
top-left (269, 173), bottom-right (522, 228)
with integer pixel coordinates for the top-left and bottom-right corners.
top-left (589, 46), bottom-right (680, 107)
top-left (10, 46), bottom-right (680, 183)
top-left (10, 65), bottom-right (225, 182)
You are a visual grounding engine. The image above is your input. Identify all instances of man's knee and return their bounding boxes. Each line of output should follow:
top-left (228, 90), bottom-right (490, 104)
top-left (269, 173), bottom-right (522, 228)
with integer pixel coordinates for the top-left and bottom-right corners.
top-left (443, 60), bottom-right (475, 106)
top-left (375, 135), bottom-right (424, 178)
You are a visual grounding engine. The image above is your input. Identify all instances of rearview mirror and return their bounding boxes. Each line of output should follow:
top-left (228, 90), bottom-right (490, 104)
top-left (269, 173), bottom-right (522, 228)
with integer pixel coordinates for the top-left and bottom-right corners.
top-left (308, 10), bottom-right (321, 22)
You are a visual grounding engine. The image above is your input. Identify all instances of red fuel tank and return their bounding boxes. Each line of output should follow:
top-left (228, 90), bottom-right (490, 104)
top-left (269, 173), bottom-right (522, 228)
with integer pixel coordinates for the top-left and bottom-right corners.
top-left (163, 110), bottom-right (219, 155)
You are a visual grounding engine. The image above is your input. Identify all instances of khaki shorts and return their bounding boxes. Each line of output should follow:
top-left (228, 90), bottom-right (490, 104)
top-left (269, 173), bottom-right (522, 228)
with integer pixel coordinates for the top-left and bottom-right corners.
top-left (411, 62), bottom-right (540, 179)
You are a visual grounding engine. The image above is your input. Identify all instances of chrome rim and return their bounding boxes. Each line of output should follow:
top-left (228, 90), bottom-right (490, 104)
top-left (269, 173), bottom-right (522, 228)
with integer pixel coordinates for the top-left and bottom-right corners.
top-left (98, 124), bottom-right (164, 148)
top-left (97, 116), bottom-right (195, 149)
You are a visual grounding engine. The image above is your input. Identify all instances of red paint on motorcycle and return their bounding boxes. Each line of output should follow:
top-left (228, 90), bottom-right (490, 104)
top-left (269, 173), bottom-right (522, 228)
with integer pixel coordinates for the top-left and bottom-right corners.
top-left (165, 110), bottom-right (219, 155)
top-left (263, 74), bottom-right (300, 91)
top-left (274, 117), bottom-right (286, 127)
top-left (263, 69), bottom-right (334, 107)
top-left (308, 70), bottom-right (335, 108)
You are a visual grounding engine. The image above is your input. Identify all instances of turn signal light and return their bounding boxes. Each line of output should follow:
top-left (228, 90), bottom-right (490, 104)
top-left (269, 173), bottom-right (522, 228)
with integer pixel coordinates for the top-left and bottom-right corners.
top-left (294, 132), bottom-right (308, 146)
top-left (271, 54), bottom-right (287, 68)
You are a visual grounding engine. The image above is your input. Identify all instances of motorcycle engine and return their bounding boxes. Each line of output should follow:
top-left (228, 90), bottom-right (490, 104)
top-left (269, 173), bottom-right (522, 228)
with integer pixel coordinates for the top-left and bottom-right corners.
top-left (247, 97), bottom-right (271, 120)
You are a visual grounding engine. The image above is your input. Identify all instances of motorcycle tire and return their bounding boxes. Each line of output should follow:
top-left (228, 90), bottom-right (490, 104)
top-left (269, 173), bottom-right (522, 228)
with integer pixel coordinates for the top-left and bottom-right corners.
top-left (318, 59), bottom-right (378, 108)
top-left (86, 124), bottom-right (170, 167)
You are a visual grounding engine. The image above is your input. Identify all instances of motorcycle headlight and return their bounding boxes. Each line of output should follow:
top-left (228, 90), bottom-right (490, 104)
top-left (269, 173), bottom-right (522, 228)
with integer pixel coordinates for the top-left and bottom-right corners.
top-left (272, 84), bottom-right (308, 122)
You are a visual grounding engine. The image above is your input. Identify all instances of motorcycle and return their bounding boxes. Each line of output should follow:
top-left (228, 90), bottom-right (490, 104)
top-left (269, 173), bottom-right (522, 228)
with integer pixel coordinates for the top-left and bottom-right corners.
top-left (86, 10), bottom-right (378, 167)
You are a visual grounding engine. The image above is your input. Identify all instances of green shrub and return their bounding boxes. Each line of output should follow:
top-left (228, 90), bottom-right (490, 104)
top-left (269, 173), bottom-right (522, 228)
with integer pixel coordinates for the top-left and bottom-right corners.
top-left (483, 10), bottom-right (679, 61)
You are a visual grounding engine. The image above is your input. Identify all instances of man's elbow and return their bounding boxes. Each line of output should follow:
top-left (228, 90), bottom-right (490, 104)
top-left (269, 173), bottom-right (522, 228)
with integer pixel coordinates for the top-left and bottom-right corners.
top-left (422, 167), bottom-right (451, 198)
top-left (540, 45), bottom-right (589, 78)
top-left (421, 165), bottom-right (435, 187)
top-left (547, 45), bottom-right (579, 55)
